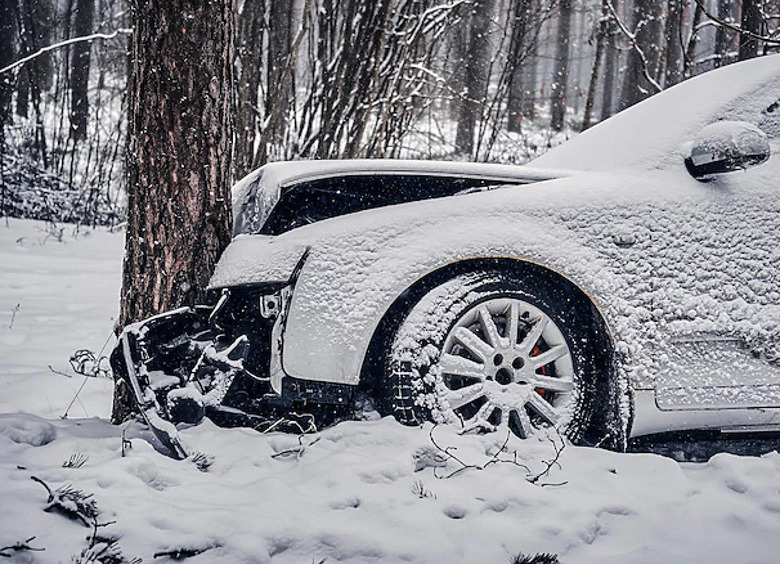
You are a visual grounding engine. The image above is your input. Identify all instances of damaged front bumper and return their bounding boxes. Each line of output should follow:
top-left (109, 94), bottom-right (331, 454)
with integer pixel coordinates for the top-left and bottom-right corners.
top-left (111, 274), bottom-right (354, 457)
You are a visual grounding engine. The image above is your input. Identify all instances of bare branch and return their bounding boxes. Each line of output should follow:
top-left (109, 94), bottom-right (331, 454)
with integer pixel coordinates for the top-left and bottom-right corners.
top-left (604, 0), bottom-right (662, 93)
top-left (0, 29), bottom-right (133, 75)
top-left (693, 0), bottom-right (780, 45)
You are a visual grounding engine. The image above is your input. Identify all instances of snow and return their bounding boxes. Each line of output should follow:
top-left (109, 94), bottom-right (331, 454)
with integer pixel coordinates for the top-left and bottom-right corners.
top-left (2, 218), bottom-right (780, 563)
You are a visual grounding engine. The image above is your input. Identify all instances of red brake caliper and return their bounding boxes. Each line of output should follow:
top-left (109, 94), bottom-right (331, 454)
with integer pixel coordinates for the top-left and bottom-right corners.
top-left (531, 345), bottom-right (547, 398)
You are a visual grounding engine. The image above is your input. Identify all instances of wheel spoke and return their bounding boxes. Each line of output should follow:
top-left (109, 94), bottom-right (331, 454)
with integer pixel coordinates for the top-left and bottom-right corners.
top-left (444, 383), bottom-right (485, 410)
top-left (511, 407), bottom-right (534, 438)
top-left (521, 316), bottom-right (548, 353)
top-left (438, 353), bottom-right (485, 380)
top-left (452, 327), bottom-right (493, 362)
top-left (526, 392), bottom-right (560, 426)
top-left (477, 305), bottom-right (501, 347)
top-left (463, 401), bottom-right (494, 429)
top-left (505, 301), bottom-right (520, 347)
top-left (531, 374), bottom-right (574, 393)
top-left (531, 343), bottom-right (568, 369)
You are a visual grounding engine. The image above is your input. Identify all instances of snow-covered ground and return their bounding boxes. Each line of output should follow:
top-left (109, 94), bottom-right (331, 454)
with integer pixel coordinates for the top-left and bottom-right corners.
top-left (1, 218), bottom-right (780, 564)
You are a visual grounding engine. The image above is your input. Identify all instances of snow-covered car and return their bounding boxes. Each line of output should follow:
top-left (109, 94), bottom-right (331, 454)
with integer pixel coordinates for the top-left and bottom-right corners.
top-left (112, 55), bottom-right (780, 453)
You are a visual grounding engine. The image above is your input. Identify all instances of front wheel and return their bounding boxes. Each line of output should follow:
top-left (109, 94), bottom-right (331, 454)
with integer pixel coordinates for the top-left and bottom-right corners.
top-left (383, 269), bottom-right (623, 446)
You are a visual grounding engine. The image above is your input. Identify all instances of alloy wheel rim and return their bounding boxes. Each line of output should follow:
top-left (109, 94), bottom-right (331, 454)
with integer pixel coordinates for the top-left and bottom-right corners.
top-left (435, 297), bottom-right (575, 437)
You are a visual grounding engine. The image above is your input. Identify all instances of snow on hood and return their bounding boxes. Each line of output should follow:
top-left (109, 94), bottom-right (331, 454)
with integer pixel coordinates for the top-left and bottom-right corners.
top-left (533, 55), bottom-right (780, 172)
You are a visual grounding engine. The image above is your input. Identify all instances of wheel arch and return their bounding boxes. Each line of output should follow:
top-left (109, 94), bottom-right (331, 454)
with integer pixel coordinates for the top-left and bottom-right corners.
top-left (359, 255), bottom-right (616, 396)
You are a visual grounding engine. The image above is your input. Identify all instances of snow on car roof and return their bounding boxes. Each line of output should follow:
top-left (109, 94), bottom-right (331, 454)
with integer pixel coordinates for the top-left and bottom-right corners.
top-left (534, 54), bottom-right (780, 172)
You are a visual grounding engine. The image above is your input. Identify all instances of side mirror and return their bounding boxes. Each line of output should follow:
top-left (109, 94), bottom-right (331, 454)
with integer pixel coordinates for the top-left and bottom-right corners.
top-left (684, 121), bottom-right (770, 180)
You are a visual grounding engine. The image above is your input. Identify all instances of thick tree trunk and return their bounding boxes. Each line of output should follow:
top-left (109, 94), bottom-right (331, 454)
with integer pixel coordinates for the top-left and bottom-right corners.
top-left (550, 0), bottom-right (572, 131)
top-left (117, 0), bottom-right (234, 421)
top-left (70, 0), bottom-right (94, 142)
top-left (738, 0), bottom-right (762, 60)
top-left (455, 0), bottom-right (492, 156)
top-left (619, 0), bottom-right (663, 111)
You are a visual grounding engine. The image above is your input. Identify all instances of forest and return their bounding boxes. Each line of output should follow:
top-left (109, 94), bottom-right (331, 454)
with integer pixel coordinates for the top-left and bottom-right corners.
top-left (1, 0), bottom-right (779, 230)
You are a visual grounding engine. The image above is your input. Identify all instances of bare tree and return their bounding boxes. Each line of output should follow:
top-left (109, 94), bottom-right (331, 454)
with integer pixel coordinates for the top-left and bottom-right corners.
top-left (618, 0), bottom-right (664, 110)
top-left (70, 0), bottom-right (95, 142)
top-left (455, 0), bottom-right (493, 155)
top-left (550, 0), bottom-right (572, 131)
top-left (714, 0), bottom-right (737, 66)
top-left (739, 0), bottom-right (764, 59)
top-left (662, 0), bottom-right (683, 86)
top-left (235, 0), bottom-right (265, 178)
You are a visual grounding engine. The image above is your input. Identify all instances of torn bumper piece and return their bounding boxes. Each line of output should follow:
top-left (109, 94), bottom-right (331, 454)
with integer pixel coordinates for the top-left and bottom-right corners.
top-left (110, 304), bottom-right (257, 458)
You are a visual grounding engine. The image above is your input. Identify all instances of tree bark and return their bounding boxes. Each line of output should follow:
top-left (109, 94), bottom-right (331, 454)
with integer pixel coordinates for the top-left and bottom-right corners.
top-left (738, 0), bottom-right (762, 60)
top-left (507, 0), bottom-right (532, 132)
top-left (70, 0), bottom-right (94, 142)
top-left (550, 0), bottom-right (572, 131)
top-left (117, 0), bottom-right (235, 421)
top-left (455, 0), bottom-right (492, 156)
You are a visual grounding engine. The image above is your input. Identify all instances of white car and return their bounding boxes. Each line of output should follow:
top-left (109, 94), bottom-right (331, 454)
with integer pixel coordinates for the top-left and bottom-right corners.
top-left (113, 55), bottom-right (780, 453)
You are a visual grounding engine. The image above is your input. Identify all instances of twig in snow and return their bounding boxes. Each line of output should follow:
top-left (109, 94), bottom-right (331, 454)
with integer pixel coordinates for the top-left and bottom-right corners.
top-left (527, 433), bottom-right (568, 487)
top-left (271, 434), bottom-right (321, 460)
top-left (8, 303), bottom-right (19, 330)
top-left (63, 453), bottom-right (89, 469)
top-left (31, 476), bottom-right (99, 527)
top-left (411, 479), bottom-right (436, 499)
top-left (510, 552), bottom-right (560, 564)
top-left (0, 537), bottom-right (45, 558)
top-left (153, 545), bottom-right (217, 560)
top-left (187, 451), bottom-right (214, 472)
top-left (426, 425), bottom-right (566, 486)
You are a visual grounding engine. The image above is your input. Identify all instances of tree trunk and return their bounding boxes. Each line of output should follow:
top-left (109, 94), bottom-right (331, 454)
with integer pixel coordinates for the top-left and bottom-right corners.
top-left (261, 0), bottom-right (294, 159)
top-left (600, 11), bottom-right (617, 121)
top-left (116, 0), bottom-right (235, 421)
top-left (455, 0), bottom-right (492, 156)
top-left (663, 0), bottom-right (683, 87)
top-left (550, 0), bottom-right (572, 131)
top-left (70, 0), bottom-right (94, 142)
top-left (683, 0), bottom-right (704, 77)
top-left (619, 0), bottom-right (663, 111)
top-left (235, 0), bottom-right (265, 178)
top-left (714, 0), bottom-right (736, 66)
top-left (583, 0), bottom-right (607, 131)
top-left (738, 0), bottom-right (762, 60)
top-left (0, 1), bottom-right (14, 132)
top-left (507, 0), bottom-right (532, 132)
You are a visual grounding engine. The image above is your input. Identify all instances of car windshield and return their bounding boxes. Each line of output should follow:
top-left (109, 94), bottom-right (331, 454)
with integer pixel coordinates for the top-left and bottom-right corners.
top-left (235, 173), bottom-right (528, 236)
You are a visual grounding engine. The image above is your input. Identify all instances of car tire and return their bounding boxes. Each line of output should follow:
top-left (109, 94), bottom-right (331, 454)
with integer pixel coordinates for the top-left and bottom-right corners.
top-left (383, 268), bottom-right (624, 447)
